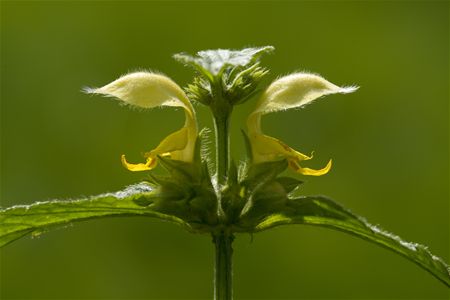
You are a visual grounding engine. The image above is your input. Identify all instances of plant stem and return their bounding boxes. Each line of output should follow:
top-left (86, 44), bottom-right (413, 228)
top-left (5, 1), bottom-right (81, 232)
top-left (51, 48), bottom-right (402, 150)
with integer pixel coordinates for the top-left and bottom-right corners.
top-left (212, 106), bottom-right (232, 186)
top-left (213, 232), bottom-right (234, 300)
top-left (211, 81), bottom-right (234, 299)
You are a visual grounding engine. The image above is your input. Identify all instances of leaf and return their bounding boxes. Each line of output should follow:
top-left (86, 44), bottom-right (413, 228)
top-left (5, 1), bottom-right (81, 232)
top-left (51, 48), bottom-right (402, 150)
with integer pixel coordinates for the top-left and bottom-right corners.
top-left (173, 46), bottom-right (274, 78)
top-left (254, 196), bottom-right (450, 287)
top-left (0, 183), bottom-right (192, 247)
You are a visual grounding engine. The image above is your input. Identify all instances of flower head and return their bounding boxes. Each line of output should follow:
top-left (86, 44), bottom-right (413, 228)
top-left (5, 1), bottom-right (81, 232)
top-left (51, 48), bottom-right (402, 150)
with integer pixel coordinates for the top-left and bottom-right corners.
top-left (247, 73), bottom-right (357, 176)
top-left (86, 72), bottom-right (197, 171)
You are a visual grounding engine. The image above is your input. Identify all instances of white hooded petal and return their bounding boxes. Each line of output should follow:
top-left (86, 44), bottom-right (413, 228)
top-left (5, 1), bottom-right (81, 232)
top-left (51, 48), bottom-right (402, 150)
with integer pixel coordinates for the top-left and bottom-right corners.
top-left (253, 73), bottom-right (358, 115)
top-left (85, 72), bottom-right (193, 112)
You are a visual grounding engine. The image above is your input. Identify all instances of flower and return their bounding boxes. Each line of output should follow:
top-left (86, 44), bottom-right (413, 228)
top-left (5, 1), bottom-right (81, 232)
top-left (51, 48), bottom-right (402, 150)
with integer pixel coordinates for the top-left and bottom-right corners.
top-left (247, 73), bottom-right (357, 176)
top-left (85, 72), bottom-right (198, 171)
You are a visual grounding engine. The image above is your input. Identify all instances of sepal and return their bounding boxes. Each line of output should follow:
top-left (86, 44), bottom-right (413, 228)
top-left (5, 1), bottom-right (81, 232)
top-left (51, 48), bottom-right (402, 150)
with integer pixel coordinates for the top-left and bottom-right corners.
top-left (185, 77), bottom-right (213, 105)
top-left (220, 160), bottom-right (246, 224)
top-left (274, 177), bottom-right (303, 195)
top-left (219, 159), bottom-right (294, 228)
top-left (223, 63), bottom-right (269, 105)
top-left (237, 160), bottom-right (291, 224)
top-left (137, 156), bottom-right (218, 230)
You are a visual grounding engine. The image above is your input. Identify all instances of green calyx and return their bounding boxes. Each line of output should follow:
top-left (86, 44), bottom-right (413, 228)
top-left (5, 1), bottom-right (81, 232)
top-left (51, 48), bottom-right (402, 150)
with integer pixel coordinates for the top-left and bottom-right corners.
top-left (137, 131), bottom-right (301, 234)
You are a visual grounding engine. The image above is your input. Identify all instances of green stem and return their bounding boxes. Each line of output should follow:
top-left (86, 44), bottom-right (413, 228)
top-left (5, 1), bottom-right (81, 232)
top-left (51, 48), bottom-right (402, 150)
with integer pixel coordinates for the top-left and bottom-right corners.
top-left (210, 81), bottom-right (234, 299)
top-left (212, 110), bottom-right (232, 186)
top-left (213, 232), bottom-right (234, 300)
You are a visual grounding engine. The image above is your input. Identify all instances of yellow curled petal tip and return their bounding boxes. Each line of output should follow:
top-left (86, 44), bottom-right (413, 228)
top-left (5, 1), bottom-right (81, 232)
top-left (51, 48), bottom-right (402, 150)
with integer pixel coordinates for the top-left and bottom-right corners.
top-left (289, 159), bottom-right (332, 176)
top-left (289, 148), bottom-right (314, 162)
top-left (121, 154), bottom-right (157, 172)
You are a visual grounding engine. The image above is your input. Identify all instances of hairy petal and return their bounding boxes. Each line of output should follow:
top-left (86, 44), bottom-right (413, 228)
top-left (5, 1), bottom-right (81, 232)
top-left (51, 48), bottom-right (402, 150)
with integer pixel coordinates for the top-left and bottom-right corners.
top-left (84, 72), bottom-right (194, 114)
top-left (254, 73), bottom-right (358, 115)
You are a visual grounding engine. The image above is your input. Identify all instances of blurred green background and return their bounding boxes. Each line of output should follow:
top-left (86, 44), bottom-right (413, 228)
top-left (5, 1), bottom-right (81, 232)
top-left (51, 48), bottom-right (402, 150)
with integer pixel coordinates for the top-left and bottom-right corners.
top-left (1, 1), bottom-right (448, 299)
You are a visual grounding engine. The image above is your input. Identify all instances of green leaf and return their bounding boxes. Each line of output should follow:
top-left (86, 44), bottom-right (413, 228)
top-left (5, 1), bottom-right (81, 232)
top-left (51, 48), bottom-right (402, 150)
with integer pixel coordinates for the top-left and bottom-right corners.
top-left (254, 196), bottom-right (450, 287)
top-left (0, 183), bottom-right (192, 247)
top-left (173, 46), bottom-right (274, 78)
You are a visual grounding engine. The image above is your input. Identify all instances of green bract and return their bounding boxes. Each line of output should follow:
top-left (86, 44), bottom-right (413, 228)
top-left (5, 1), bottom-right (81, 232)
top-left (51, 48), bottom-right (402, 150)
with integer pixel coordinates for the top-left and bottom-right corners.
top-left (1, 46), bottom-right (449, 300)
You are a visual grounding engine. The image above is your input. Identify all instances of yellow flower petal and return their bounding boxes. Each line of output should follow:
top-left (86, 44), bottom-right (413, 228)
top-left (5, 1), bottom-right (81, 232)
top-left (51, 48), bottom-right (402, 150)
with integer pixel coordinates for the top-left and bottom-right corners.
top-left (253, 73), bottom-right (358, 115)
top-left (143, 126), bottom-right (197, 163)
top-left (121, 155), bottom-right (157, 172)
top-left (85, 72), bottom-right (193, 112)
top-left (248, 130), bottom-right (311, 163)
top-left (121, 126), bottom-right (195, 172)
top-left (288, 159), bottom-right (332, 176)
top-left (249, 130), bottom-right (331, 175)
